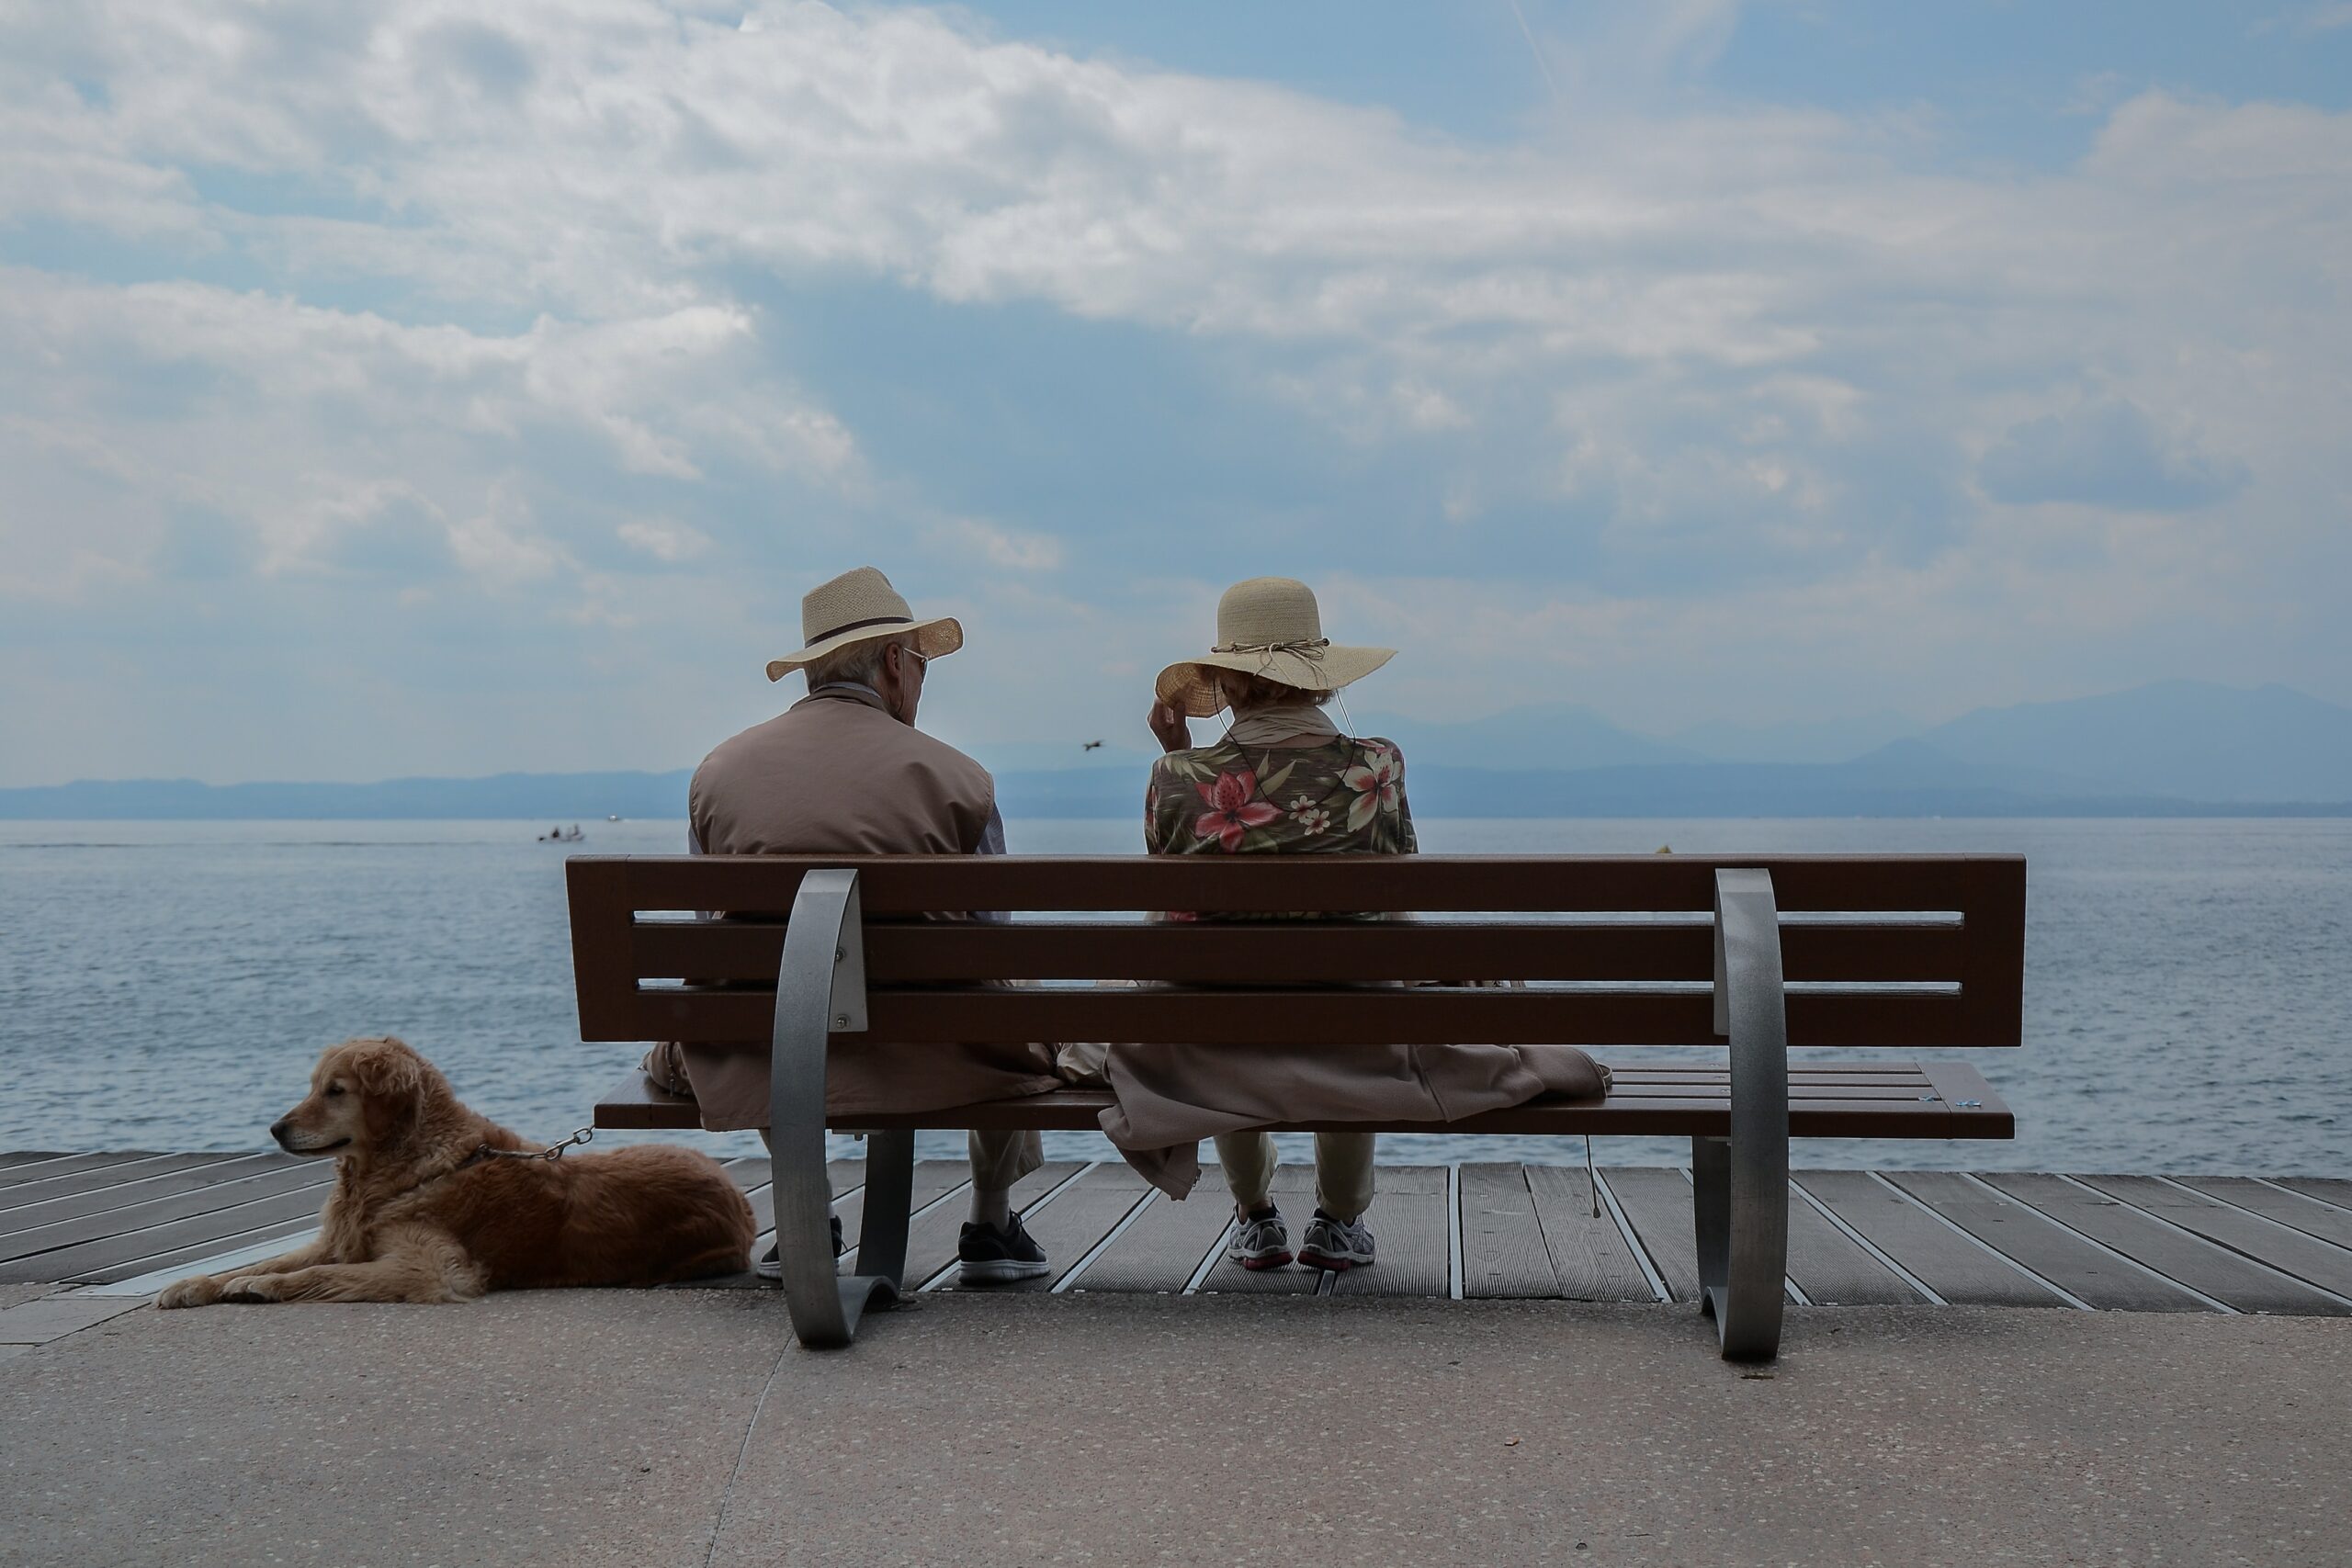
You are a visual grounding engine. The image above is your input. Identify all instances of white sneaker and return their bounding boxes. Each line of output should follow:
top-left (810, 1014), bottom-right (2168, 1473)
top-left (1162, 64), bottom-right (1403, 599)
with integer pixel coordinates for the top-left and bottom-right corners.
top-left (1298, 1210), bottom-right (1375, 1271)
top-left (1227, 1206), bottom-right (1294, 1270)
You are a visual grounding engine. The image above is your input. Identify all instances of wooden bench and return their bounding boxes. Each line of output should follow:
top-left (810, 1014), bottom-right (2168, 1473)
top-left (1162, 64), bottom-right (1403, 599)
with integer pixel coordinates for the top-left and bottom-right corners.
top-left (567, 853), bottom-right (2025, 1360)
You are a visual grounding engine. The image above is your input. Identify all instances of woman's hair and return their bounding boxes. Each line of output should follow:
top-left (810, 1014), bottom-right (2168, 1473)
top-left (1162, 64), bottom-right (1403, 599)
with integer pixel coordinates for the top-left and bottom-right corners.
top-left (1216, 671), bottom-right (1333, 710)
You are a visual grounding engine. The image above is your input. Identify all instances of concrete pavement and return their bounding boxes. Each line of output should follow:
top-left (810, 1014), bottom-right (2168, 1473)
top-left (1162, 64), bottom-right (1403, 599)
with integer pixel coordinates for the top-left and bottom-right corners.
top-left (2, 1290), bottom-right (2346, 1566)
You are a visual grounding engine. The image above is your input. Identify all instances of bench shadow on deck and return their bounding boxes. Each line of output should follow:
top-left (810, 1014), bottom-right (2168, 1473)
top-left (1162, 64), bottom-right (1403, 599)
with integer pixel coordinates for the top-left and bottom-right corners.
top-left (5, 1153), bottom-right (2350, 1336)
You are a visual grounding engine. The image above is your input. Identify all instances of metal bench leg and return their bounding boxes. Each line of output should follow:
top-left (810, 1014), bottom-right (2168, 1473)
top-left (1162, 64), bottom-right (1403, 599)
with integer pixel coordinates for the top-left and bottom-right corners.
top-left (1695, 868), bottom-right (1790, 1362)
top-left (854, 1128), bottom-right (915, 1288)
top-left (768, 869), bottom-right (896, 1349)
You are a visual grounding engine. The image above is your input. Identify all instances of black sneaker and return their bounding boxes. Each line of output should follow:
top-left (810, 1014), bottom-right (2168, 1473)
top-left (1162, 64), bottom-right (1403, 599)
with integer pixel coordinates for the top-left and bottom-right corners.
top-left (754, 1213), bottom-right (845, 1280)
top-left (957, 1213), bottom-right (1051, 1285)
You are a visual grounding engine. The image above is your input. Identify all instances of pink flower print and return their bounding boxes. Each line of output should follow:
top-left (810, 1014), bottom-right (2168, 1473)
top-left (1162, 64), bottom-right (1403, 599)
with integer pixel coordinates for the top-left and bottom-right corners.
top-left (1193, 769), bottom-right (1282, 852)
top-left (1291, 803), bottom-right (1331, 835)
top-left (1340, 746), bottom-right (1403, 832)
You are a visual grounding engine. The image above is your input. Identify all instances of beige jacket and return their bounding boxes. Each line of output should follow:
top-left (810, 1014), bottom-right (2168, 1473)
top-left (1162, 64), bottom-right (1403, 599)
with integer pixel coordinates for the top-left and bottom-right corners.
top-left (659, 684), bottom-right (1061, 1131)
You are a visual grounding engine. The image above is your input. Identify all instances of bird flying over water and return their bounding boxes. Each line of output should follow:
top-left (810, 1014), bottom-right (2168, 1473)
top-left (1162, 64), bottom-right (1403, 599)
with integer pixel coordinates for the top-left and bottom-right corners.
top-left (1082, 739), bottom-right (1103, 750)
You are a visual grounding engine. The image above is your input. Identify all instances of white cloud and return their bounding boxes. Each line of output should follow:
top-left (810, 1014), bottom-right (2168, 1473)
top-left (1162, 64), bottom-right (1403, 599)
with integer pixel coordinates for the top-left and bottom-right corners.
top-left (0, 1), bottom-right (2347, 775)
top-left (0, 270), bottom-right (853, 601)
top-left (927, 518), bottom-right (1066, 572)
top-left (2255, 5), bottom-right (2352, 36)
top-left (617, 518), bottom-right (713, 563)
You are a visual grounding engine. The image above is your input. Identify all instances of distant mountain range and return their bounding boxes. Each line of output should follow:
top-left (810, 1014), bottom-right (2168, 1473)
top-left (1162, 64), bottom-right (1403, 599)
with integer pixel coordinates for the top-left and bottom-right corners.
top-left (1347, 680), bottom-right (2352, 804)
top-left (6, 681), bottom-right (2348, 819)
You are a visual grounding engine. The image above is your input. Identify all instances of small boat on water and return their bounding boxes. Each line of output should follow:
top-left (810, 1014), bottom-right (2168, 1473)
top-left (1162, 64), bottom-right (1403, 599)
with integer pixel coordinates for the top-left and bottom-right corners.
top-left (538, 824), bottom-right (587, 842)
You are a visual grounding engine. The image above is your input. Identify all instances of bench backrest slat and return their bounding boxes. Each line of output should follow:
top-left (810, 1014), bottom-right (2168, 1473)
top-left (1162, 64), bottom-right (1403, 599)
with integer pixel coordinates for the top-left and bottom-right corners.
top-left (628, 919), bottom-right (1970, 985)
top-left (593, 852), bottom-right (2014, 915)
top-left (568, 853), bottom-right (2026, 1051)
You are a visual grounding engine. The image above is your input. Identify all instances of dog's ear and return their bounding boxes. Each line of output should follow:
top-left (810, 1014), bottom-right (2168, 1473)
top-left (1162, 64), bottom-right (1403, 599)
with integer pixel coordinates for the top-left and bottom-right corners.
top-left (345, 1037), bottom-right (426, 1102)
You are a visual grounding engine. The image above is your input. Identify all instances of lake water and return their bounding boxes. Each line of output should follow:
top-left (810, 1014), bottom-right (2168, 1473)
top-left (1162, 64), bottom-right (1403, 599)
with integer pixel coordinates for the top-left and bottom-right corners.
top-left (2, 818), bottom-right (2346, 1176)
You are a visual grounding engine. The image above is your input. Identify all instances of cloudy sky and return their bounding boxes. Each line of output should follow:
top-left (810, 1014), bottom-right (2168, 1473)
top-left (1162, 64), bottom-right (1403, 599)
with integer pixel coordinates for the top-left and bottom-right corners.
top-left (3, 0), bottom-right (2347, 785)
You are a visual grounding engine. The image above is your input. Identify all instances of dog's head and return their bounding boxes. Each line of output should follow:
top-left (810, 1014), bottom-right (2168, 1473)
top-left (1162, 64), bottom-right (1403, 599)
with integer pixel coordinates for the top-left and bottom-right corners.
top-left (270, 1036), bottom-right (447, 1157)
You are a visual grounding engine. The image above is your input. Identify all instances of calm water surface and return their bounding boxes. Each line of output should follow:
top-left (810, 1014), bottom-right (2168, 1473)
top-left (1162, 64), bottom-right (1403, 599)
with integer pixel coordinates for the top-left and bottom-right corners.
top-left (2, 818), bottom-right (2346, 1175)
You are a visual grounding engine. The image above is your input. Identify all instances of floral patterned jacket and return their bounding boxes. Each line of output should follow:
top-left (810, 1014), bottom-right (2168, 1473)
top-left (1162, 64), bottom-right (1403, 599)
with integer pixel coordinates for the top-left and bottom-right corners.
top-left (1145, 734), bottom-right (1417, 897)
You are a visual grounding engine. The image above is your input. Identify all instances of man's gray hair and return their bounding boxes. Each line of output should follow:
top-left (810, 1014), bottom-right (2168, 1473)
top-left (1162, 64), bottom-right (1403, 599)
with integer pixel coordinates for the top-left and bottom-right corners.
top-left (805, 637), bottom-right (900, 693)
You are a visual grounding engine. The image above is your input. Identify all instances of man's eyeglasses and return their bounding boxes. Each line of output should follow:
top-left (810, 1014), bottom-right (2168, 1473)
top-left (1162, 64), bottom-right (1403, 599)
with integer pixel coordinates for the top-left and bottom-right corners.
top-left (900, 646), bottom-right (929, 677)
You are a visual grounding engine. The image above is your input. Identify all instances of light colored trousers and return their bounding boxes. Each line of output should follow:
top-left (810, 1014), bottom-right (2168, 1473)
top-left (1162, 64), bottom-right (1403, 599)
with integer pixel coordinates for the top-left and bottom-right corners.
top-left (1216, 1131), bottom-right (1374, 1223)
top-left (763, 1127), bottom-right (1039, 1192)
top-left (762, 1127), bottom-right (1038, 1191)
top-left (967, 1128), bottom-right (1043, 1191)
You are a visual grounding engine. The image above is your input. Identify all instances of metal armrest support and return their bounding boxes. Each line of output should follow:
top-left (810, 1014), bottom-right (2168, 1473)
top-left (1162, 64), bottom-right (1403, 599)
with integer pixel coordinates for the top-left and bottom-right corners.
top-left (1692, 867), bottom-right (1791, 1361)
top-left (769, 869), bottom-right (907, 1348)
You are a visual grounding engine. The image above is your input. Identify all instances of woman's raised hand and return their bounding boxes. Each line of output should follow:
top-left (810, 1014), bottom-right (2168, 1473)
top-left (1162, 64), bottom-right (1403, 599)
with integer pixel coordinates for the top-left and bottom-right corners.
top-left (1148, 702), bottom-right (1192, 754)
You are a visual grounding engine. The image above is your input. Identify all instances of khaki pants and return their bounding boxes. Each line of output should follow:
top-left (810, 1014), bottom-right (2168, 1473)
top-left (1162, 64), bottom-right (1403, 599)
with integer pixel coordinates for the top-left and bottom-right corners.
top-left (760, 1126), bottom-right (1039, 1192)
top-left (965, 1127), bottom-right (1043, 1192)
top-left (1215, 1131), bottom-right (1374, 1223)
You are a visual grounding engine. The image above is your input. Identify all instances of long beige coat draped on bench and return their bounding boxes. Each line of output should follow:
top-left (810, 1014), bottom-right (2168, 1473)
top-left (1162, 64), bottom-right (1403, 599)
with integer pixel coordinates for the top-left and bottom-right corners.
top-left (1096, 1026), bottom-right (1611, 1199)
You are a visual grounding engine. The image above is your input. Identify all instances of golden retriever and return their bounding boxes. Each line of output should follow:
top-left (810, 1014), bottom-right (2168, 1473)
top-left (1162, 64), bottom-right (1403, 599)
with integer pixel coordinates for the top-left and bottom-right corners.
top-left (158, 1036), bottom-right (753, 1308)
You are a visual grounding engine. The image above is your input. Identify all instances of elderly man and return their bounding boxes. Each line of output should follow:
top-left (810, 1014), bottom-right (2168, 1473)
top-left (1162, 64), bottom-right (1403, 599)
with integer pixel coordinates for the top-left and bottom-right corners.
top-left (643, 566), bottom-right (1059, 1284)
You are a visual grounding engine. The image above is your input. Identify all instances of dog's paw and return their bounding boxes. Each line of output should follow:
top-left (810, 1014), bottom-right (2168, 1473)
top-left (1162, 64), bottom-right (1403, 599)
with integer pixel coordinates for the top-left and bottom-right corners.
top-left (155, 1276), bottom-right (221, 1310)
top-left (219, 1274), bottom-right (285, 1303)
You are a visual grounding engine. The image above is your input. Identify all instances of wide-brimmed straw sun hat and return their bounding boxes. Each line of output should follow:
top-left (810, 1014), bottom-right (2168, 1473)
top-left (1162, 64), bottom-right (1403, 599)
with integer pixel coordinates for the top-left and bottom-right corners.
top-left (764, 566), bottom-right (964, 682)
top-left (1153, 576), bottom-right (1396, 717)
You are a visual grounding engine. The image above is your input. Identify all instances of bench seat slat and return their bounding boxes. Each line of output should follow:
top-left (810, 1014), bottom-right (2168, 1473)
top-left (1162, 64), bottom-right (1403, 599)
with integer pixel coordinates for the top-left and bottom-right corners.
top-left (590, 1069), bottom-right (2014, 1140)
top-left (623, 985), bottom-right (1992, 1048)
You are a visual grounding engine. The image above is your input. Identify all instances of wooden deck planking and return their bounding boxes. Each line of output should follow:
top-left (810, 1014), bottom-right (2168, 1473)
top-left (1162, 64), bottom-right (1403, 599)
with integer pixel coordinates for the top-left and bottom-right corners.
top-left (1780, 1182), bottom-right (1925, 1306)
top-left (1523, 1166), bottom-right (1657, 1302)
top-left (842, 1152), bottom-right (968, 1279)
top-left (71, 1215), bottom-right (323, 1287)
top-left (0, 1153), bottom-right (74, 1173)
top-left (1598, 1168), bottom-right (1704, 1302)
top-left (1062, 1168), bottom-right (1234, 1294)
top-left (1334, 1166), bottom-right (1450, 1298)
top-left (0, 1153), bottom-right (196, 1202)
top-left (1882, 1172), bottom-right (2211, 1312)
top-left (0, 1154), bottom-right (246, 1215)
top-left (840, 1158), bottom-right (967, 1271)
top-left (2075, 1176), bottom-right (2352, 1303)
top-left (907, 1161), bottom-right (1080, 1289)
top-left (1458, 1164), bottom-right (1558, 1299)
top-left (1793, 1170), bottom-right (2067, 1308)
top-left (2271, 1178), bottom-right (2352, 1211)
top-left (716, 1157), bottom-right (774, 1239)
top-left (0, 1160), bottom-right (335, 1263)
top-left (1974, 1173), bottom-right (2348, 1316)
top-left (936, 1165), bottom-right (1151, 1293)
top-left (1198, 1163), bottom-right (1322, 1295)
top-left (2174, 1177), bottom-right (2352, 1251)
top-left (8, 1153), bottom-right (2352, 1316)
top-left (0, 1156), bottom-right (286, 1237)
top-left (8, 1180), bottom-right (341, 1285)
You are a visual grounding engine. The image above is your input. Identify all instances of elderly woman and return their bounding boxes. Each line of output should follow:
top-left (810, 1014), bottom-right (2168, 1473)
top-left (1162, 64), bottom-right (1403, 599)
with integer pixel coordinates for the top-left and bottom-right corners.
top-left (1098, 577), bottom-right (1607, 1274)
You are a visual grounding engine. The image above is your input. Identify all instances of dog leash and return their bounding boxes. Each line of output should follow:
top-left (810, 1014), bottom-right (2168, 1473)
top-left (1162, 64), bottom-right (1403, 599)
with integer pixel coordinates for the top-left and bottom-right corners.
top-left (470, 1126), bottom-right (595, 1164)
top-left (393, 1127), bottom-right (599, 1201)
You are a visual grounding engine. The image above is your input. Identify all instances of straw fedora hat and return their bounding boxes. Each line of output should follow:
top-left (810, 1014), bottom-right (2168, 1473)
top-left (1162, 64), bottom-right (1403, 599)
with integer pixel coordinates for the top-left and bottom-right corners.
top-left (763, 566), bottom-right (964, 682)
top-left (1154, 576), bottom-right (1395, 717)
